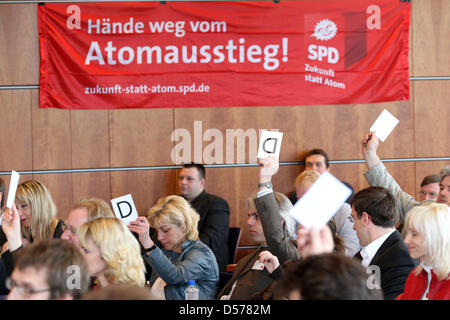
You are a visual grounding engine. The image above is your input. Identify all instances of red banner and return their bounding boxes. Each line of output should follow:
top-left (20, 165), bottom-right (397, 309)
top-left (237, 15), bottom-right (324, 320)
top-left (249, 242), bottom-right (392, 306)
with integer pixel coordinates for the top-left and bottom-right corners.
top-left (38, 1), bottom-right (411, 109)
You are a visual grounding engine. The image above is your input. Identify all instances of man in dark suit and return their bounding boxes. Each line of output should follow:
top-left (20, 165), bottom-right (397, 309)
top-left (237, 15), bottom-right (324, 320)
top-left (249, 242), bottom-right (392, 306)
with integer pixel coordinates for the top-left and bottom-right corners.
top-left (350, 186), bottom-right (417, 300)
top-left (179, 163), bottom-right (230, 272)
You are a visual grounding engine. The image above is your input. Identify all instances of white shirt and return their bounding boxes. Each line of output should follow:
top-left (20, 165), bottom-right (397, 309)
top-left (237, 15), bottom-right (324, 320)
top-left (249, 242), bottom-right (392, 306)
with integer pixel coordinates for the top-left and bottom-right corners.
top-left (360, 230), bottom-right (395, 267)
top-left (421, 264), bottom-right (433, 300)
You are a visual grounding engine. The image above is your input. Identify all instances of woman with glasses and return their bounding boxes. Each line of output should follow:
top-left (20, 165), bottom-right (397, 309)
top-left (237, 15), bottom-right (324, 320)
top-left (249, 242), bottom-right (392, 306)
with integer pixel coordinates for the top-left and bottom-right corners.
top-left (0, 180), bottom-right (63, 253)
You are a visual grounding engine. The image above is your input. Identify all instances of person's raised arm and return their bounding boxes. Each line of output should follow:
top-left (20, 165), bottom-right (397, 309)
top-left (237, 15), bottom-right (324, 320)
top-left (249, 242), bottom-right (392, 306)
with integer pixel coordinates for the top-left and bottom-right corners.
top-left (297, 225), bottom-right (334, 259)
top-left (1, 204), bottom-right (22, 252)
top-left (257, 156), bottom-right (279, 191)
top-left (254, 156), bottom-right (300, 262)
top-left (361, 131), bottom-right (418, 225)
top-left (361, 131), bottom-right (381, 170)
top-left (128, 217), bottom-right (154, 250)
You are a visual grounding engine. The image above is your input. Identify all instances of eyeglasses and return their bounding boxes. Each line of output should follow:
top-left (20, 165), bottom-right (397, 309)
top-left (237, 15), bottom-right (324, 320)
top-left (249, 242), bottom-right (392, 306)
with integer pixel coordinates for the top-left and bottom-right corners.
top-left (61, 222), bottom-right (77, 235)
top-left (5, 277), bottom-right (52, 297)
top-left (419, 191), bottom-right (438, 197)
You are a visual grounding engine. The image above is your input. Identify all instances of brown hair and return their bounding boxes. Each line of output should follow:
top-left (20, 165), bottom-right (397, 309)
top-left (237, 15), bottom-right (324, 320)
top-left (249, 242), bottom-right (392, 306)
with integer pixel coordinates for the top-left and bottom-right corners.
top-left (420, 174), bottom-right (441, 187)
top-left (304, 149), bottom-right (330, 168)
top-left (274, 253), bottom-right (382, 300)
top-left (350, 186), bottom-right (399, 228)
top-left (15, 239), bottom-right (90, 299)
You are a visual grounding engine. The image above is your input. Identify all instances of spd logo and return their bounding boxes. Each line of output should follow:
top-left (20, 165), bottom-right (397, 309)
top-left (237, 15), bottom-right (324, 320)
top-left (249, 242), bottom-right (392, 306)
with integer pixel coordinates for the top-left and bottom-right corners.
top-left (312, 19), bottom-right (337, 41)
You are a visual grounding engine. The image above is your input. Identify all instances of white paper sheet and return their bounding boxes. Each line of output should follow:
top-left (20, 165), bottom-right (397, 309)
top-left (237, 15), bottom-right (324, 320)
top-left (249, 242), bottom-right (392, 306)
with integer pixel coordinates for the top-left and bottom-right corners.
top-left (289, 171), bottom-right (352, 229)
top-left (111, 194), bottom-right (139, 225)
top-left (369, 109), bottom-right (399, 142)
top-left (6, 170), bottom-right (20, 209)
top-left (257, 130), bottom-right (283, 159)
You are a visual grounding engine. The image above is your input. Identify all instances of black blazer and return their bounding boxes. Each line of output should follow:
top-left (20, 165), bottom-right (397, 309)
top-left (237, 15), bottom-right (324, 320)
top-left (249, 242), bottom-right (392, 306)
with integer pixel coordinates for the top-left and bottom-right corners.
top-left (189, 190), bottom-right (230, 272)
top-left (366, 230), bottom-right (417, 300)
top-left (0, 258), bottom-right (8, 296)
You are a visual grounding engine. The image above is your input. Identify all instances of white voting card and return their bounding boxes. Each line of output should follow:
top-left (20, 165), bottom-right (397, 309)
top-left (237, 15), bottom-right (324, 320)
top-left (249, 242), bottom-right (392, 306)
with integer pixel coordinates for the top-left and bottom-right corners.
top-left (257, 130), bottom-right (283, 159)
top-left (369, 109), bottom-right (399, 142)
top-left (252, 260), bottom-right (265, 271)
top-left (289, 171), bottom-right (352, 229)
top-left (111, 194), bottom-right (139, 225)
top-left (6, 170), bottom-right (20, 209)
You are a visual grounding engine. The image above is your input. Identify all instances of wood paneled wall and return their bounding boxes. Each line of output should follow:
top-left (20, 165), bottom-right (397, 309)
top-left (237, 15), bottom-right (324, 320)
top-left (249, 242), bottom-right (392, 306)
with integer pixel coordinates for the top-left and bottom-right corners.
top-left (0, 1), bottom-right (449, 253)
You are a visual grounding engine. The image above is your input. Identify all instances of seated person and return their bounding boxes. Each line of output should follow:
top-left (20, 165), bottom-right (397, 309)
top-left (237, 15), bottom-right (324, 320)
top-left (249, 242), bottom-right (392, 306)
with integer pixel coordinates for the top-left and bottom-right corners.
top-left (351, 186), bottom-right (417, 299)
top-left (129, 195), bottom-right (219, 300)
top-left (0, 204), bottom-right (22, 294)
top-left (77, 217), bottom-right (146, 288)
top-left (178, 163), bottom-right (230, 272)
top-left (217, 156), bottom-right (299, 300)
top-left (288, 148), bottom-right (354, 204)
top-left (7, 239), bottom-right (89, 300)
top-left (419, 174), bottom-right (441, 201)
top-left (1, 180), bottom-right (64, 254)
top-left (273, 253), bottom-right (382, 300)
top-left (293, 170), bottom-right (360, 256)
top-left (248, 218), bottom-right (346, 300)
top-left (61, 198), bottom-right (116, 247)
top-left (397, 203), bottom-right (450, 300)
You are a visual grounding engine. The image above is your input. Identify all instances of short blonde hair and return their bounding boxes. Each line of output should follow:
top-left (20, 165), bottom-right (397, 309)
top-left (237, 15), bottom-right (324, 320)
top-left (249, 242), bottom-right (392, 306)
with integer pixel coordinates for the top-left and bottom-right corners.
top-left (77, 218), bottom-right (146, 287)
top-left (72, 198), bottom-right (115, 221)
top-left (295, 170), bottom-right (320, 188)
top-left (147, 195), bottom-right (199, 242)
top-left (16, 180), bottom-right (58, 242)
top-left (405, 203), bottom-right (450, 280)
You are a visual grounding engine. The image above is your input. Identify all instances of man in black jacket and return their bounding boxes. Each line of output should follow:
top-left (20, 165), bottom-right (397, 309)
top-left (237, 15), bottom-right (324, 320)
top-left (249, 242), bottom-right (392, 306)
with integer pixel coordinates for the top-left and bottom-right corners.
top-left (179, 163), bottom-right (230, 272)
top-left (351, 186), bottom-right (417, 300)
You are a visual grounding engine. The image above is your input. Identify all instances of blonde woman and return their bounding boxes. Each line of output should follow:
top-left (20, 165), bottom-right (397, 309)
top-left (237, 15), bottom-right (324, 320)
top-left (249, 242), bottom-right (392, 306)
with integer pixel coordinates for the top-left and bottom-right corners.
top-left (129, 195), bottom-right (219, 300)
top-left (77, 217), bottom-right (146, 288)
top-left (1, 180), bottom-right (63, 253)
top-left (396, 203), bottom-right (450, 300)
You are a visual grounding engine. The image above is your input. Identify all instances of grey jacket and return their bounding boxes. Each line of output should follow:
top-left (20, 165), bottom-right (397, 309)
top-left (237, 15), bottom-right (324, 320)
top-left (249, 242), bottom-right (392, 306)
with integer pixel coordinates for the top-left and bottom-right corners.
top-left (144, 239), bottom-right (219, 300)
top-left (364, 162), bottom-right (421, 230)
top-left (334, 203), bottom-right (361, 257)
top-left (254, 191), bottom-right (300, 263)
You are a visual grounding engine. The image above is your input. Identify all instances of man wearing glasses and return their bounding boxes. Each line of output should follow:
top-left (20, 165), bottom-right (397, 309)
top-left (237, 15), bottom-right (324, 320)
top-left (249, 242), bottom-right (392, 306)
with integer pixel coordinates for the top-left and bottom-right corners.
top-left (6, 239), bottom-right (90, 300)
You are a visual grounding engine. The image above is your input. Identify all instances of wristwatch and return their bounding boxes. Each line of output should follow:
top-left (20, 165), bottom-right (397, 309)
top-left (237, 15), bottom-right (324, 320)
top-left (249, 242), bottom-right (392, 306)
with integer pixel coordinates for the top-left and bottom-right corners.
top-left (144, 244), bottom-right (157, 253)
top-left (258, 181), bottom-right (273, 189)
